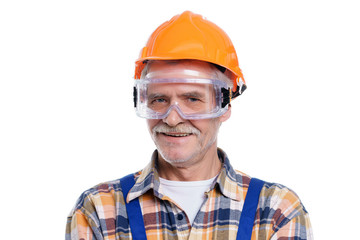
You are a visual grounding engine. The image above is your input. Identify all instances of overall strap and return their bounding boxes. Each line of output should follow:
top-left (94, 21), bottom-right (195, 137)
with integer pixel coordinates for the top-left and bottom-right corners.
top-left (120, 174), bottom-right (147, 240)
top-left (237, 178), bottom-right (265, 240)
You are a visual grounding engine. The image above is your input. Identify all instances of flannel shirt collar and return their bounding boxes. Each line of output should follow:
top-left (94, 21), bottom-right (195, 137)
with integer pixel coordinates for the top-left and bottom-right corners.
top-left (126, 149), bottom-right (246, 203)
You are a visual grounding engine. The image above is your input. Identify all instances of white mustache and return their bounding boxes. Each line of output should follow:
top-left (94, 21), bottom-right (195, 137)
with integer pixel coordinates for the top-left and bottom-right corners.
top-left (153, 124), bottom-right (200, 136)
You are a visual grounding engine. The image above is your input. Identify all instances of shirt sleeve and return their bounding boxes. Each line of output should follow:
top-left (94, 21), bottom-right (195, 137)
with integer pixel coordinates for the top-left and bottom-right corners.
top-left (270, 212), bottom-right (313, 240)
top-left (254, 183), bottom-right (313, 240)
top-left (65, 191), bottom-right (104, 240)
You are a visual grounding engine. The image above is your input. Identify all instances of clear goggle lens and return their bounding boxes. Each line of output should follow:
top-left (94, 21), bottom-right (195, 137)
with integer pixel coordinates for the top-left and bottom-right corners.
top-left (134, 79), bottom-right (230, 119)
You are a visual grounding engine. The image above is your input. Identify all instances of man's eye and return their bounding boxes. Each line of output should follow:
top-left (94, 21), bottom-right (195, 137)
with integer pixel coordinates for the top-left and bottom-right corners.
top-left (152, 98), bottom-right (166, 103)
top-left (188, 97), bottom-right (200, 102)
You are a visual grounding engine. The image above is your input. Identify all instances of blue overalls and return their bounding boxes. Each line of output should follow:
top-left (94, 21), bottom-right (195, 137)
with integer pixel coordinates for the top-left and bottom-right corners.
top-left (120, 174), bottom-right (264, 240)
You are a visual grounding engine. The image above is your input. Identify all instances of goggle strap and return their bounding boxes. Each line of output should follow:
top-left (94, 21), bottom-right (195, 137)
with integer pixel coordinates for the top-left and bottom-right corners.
top-left (133, 87), bottom-right (137, 108)
top-left (221, 88), bottom-right (231, 108)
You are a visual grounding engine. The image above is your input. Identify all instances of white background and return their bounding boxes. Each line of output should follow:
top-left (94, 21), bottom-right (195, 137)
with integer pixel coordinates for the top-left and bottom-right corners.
top-left (1, 0), bottom-right (359, 239)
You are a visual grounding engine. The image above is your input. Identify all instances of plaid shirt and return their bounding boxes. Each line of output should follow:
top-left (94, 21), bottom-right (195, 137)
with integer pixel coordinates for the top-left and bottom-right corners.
top-left (66, 149), bottom-right (313, 239)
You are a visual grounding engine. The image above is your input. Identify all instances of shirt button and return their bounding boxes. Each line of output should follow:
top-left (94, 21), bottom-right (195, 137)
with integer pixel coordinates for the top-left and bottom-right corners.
top-left (177, 214), bottom-right (184, 221)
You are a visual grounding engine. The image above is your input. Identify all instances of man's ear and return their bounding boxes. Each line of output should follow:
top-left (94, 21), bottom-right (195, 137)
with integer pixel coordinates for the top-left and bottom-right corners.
top-left (220, 104), bottom-right (231, 123)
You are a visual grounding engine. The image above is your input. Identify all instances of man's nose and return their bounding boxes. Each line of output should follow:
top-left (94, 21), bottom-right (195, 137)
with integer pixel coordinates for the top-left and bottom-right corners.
top-left (163, 106), bottom-right (185, 127)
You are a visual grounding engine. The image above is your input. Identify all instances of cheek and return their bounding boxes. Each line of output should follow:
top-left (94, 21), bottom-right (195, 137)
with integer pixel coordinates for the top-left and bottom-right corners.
top-left (192, 118), bottom-right (221, 139)
top-left (147, 119), bottom-right (160, 134)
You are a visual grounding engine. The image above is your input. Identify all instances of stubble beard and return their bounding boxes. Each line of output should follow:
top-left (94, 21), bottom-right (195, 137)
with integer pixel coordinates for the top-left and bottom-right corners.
top-left (152, 123), bottom-right (219, 167)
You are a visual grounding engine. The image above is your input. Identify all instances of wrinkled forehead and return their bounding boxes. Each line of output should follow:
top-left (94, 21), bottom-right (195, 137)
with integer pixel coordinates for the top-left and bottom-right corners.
top-left (147, 81), bottom-right (214, 96)
top-left (145, 60), bottom-right (217, 80)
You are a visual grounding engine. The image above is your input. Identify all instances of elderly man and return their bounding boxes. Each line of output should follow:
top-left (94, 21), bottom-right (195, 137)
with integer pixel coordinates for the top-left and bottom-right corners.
top-left (66, 11), bottom-right (313, 240)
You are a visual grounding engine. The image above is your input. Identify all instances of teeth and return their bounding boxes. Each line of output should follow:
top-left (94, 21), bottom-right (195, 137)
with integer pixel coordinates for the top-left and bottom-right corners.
top-left (164, 133), bottom-right (190, 137)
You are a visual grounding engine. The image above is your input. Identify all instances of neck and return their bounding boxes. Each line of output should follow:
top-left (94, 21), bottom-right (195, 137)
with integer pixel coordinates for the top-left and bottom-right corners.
top-left (157, 143), bottom-right (222, 181)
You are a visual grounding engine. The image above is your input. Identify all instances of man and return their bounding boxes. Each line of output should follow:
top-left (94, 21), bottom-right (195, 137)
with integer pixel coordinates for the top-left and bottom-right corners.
top-left (66, 11), bottom-right (313, 239)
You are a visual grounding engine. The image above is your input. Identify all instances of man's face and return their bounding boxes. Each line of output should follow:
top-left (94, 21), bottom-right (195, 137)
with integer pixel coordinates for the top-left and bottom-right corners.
top-left (145, 60), bottom-right (231, 167)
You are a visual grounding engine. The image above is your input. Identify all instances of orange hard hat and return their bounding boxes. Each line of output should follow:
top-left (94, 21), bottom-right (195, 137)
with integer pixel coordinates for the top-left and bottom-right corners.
top-left (134, 11), bottom-right (246, 95)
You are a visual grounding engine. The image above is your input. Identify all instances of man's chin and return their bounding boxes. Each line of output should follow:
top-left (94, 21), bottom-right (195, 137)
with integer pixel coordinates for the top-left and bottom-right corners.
top-left (158, 149), bottom-right (193, 166)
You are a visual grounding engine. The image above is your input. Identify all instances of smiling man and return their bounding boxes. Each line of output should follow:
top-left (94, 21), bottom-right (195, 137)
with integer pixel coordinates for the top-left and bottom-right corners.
top-left (143, 60), bottom-right (227, 180)
top-left (66, 11), bottom-right (313, 240)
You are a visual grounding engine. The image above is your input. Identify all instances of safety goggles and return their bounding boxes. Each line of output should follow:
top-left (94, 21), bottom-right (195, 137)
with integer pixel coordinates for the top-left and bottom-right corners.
top-left (133, 78), bottom-right (231, 119)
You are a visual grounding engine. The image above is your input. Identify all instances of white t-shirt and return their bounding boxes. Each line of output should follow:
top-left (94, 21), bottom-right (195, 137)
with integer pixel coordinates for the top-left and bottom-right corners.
top-left (159, 176), bottom-right (217, 225)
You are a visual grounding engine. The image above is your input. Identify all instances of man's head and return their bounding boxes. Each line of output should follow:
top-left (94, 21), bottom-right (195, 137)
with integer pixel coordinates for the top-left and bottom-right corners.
top-left (133, 11), bottom-right (244, 168)
top-left (143, 60), bottom-right (232, 167)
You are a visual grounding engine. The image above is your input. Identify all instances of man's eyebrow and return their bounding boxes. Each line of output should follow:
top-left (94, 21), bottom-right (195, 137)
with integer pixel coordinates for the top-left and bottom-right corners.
top-left (147, 93), bottom-right (167, 99)
top-left (147, 91), bottom-right (207, 99)
top-left (181, 91), bottom-right (205, 98)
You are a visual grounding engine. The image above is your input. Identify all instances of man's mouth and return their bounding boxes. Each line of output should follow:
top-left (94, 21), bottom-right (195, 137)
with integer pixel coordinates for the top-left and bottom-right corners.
top-left (152, 123), bottom-right (200, 139)
top-left (161, 132), bottom-right (192, 137)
